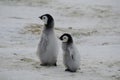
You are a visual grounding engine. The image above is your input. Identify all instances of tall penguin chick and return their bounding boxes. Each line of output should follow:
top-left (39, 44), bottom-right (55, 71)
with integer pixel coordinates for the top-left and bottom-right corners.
top-left (59, 33), bottom-right (80, 72)
top-left (37, 14), bottom-right (58, 66)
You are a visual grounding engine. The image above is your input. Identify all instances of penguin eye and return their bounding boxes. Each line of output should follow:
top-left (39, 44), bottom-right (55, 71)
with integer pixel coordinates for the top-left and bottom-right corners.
top-left (42, 16), bottom-right (47, 20)
top-left (42, 16), bottom-right (48, 24)
top-left (63, 36), bottom-right (67, 39)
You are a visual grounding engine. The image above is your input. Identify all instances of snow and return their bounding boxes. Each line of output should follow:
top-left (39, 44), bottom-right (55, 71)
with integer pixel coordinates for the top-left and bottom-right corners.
top-left (0, 0), bottom-right (120, 80)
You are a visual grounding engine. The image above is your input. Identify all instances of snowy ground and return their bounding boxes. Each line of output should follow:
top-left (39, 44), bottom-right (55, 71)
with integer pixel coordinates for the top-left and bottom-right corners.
top-left (0, 0), bottom-right (120, 80)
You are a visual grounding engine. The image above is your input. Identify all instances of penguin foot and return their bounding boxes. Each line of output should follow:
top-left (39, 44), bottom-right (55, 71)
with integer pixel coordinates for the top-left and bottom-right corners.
top-left (65, 69), bottom-right (76, 72)
top-left (40, 63), bottom-right (57, 66)
top-left (48, 63), bottom-right (57, 66)
top-left (65, 69), bottom-right (70, 71)
top-left (40, 63), bottom-right (48, 66)
top-left (53, 63), bottom-right (57, 66)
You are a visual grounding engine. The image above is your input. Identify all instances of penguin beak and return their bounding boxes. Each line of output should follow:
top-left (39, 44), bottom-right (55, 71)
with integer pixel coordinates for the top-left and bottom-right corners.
top-left (59, 37), bottom-right (61, 40)
top-left (59, 36), bottom-right (62, 40)
top-left (39, 16), bottom-right (42, 20)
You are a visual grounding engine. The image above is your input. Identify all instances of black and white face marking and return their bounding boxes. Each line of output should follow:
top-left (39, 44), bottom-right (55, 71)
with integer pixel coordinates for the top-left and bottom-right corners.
top-left (62, 35), bottom-right (69, 42)
top-left (59, 33), bottom-right (73, 44)
top-left (39, 14), bottom-right (54, 28)
top-left (41, 16), bottom-right (48, 25)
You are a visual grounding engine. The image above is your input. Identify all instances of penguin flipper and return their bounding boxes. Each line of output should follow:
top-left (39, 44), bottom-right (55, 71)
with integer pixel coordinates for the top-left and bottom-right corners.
top-left (71, 55), bottom-right (74, 60)
top-left (68, 46), bottom-right (75, 60)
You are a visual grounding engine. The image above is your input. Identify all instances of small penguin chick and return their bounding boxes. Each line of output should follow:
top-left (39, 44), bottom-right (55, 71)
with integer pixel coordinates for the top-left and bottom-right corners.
top-left (37, 14), bottom-right (58, 66)
top-left (59, 33), bottom-right (80, 72)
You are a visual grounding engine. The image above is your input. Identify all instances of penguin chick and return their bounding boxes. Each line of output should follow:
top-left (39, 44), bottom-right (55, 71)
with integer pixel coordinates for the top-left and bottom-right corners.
top-left (59, 33), bottom-right (80, 72)
top-left (37, 14), bottom-right (58, 66)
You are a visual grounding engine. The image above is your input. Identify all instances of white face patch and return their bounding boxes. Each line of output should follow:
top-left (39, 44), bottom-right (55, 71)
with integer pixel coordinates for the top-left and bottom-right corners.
top-left (62, 36), bottom-right (68, 42)
top-left (42, 16), bottom-right (48, 25)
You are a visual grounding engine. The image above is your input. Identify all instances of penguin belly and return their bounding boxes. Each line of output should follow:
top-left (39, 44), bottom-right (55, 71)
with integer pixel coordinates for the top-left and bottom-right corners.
top-left (37, 31), bottom-right (58, 65)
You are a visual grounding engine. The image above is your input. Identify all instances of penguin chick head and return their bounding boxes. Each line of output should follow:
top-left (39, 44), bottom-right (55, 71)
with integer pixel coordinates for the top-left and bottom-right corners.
top-left (39, 14), bottom-right (54, 28)
top-left (59, 33), bottom-right (73, 44)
